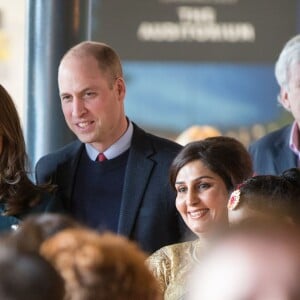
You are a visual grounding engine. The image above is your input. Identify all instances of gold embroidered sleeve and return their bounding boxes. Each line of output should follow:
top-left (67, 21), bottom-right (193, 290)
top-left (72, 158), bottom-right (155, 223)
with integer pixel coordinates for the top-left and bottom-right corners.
top-left (146, 248), bottom-right (171, 295)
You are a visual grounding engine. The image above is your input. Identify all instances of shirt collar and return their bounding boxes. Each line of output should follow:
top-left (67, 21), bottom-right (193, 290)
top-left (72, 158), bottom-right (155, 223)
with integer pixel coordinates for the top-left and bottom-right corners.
top-left (289, 121), bottom-right (300, 155)
top-left (85, 121), bottom-right (133, 160)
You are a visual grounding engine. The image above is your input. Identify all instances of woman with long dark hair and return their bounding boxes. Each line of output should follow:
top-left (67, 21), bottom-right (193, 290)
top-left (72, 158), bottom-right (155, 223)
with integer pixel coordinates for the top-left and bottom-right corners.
top-left (0, 85), bottom-right (62, 230)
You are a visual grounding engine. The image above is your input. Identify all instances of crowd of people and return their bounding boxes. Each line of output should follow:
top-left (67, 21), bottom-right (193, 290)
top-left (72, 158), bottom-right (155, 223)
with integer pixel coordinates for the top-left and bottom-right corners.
top-left (0, 33), bottom-right (300, 299)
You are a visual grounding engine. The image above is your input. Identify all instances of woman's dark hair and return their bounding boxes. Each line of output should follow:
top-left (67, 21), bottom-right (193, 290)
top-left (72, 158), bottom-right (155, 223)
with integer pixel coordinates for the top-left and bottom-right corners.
top-left (170, 136), bottom-right (253, 192)
top-left (236, 168), bottom-right (300, 223)
top-left (0, 85), bottom-right (52, 215)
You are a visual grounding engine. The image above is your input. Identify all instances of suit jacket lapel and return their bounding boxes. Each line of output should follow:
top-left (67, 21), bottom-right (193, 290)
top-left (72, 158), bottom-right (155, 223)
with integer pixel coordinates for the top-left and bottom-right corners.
top-left (118, 125), bottom-right (155, 236)
top-left (274, 125), bottom-right (297, 173)
top-left (274, 144), bottom-right (297, 174)
top-left (56, 141), bottom-right (84, 210)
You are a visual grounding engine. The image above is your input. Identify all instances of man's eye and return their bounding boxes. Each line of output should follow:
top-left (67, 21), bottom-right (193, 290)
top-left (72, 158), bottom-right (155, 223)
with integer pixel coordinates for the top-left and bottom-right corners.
top-left (85, 91), bottom-right (96, 97)
top-left (61, 95), bottom-right (72, 102)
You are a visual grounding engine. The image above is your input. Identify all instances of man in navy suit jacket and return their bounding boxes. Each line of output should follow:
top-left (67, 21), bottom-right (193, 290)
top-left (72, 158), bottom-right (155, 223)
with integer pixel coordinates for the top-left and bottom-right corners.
top-left (35, 41), bottom-right (189, 253)
top-left (249, 35), bottom-right (300, 175)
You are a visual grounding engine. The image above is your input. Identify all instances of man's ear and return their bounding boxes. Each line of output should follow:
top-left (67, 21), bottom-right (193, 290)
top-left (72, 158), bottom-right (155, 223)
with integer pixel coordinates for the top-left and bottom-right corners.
top-left (115, 77), bottom-right (126, 99)
top-left (279, 87), bottom-right (291, 112)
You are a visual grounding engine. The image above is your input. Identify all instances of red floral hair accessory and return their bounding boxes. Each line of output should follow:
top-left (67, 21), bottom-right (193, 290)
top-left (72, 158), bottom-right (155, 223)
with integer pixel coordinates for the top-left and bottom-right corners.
top-left (227, 184), bottom-right (243, 210)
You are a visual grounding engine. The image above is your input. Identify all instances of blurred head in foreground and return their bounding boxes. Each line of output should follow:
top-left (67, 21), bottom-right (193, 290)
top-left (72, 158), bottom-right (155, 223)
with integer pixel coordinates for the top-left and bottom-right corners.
top-left (187, 223), bottom-right (300, 300)
top-left (12, 213), bottom-right (82, 252)
top-left (40, 228), bottom-right (162, 300)
top-left (0, 242), bottom-right (64, 300)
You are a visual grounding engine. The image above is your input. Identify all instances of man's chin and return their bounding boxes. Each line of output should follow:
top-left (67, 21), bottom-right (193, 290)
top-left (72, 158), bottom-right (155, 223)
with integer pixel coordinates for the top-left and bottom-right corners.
top-left (76, 134), bottom-right (93, 144)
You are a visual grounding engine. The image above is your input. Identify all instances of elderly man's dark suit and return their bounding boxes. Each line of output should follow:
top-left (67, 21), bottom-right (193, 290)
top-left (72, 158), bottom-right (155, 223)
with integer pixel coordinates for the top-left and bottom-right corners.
top-left (249, 124), bottom-right (297, 175)
top-left (35, 124), bottom-right (188, 253)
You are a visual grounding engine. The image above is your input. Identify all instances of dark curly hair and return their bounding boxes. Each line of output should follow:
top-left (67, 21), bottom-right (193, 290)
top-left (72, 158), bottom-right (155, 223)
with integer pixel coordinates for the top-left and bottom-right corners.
top-left (233, 168), bottom-right (300, 223)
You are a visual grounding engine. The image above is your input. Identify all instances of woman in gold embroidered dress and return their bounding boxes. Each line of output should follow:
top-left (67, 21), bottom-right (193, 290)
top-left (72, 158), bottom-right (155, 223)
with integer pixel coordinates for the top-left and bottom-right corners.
top-left (147, 136), bottom-right (253, 300)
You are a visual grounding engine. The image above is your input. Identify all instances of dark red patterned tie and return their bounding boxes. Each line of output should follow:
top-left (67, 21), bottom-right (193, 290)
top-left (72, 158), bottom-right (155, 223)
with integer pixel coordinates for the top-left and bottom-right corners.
top-left (97, 153), bottom-right (107, 162)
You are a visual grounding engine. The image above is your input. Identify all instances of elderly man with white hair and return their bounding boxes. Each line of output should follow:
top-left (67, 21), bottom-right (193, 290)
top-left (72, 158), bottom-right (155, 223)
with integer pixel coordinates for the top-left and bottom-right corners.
top-left (249, 35), bottom-right (300, 175)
